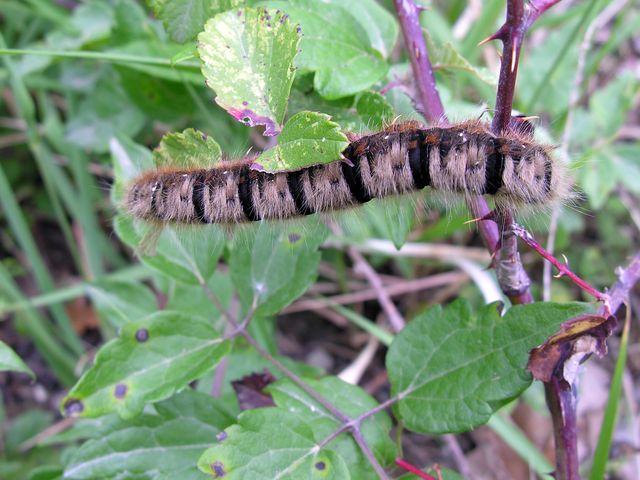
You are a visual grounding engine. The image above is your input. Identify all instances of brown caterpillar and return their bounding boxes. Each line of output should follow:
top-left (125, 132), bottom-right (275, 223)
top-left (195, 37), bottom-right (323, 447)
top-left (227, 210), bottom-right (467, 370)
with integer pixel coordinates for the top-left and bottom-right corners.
top-left (125, 121), bottom-right (569, 224)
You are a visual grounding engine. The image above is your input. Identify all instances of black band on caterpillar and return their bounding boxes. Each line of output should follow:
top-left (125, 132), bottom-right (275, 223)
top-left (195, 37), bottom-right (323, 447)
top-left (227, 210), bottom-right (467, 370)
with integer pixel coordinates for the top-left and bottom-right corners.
top-left (125, 121), bottom-right (568, 225)
top-left (238, 166), bottom-right (260, 221)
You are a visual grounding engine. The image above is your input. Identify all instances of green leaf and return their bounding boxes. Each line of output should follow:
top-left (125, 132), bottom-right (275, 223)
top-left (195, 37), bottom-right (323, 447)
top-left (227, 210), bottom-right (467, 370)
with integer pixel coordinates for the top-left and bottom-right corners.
top-left (355, 91), bottom-right (395, 131)
top-left (265, 0), bottom-right (388, 99)
top-left (590, 72), bottom-right (639, 138)
top-left (151, 0), bottom-right (243, 43)
top-left (199, 409), bottom-right (349, 479)
top-left (114, 215), bottom-right (225, 286)
top-left (62, 312), bottom-right (230, 418)
top-left (363, 197), bottom-right (416, 250)
top-left (424, 29), bottom-right (496, 86)
top-left (87, 279), bottom-right (158, 328)
top-left (0, 341), bottom-right (34, 379)
top-left (387, 300), bottom-right (592, 434)
top-left (229, 221), bottom-right (327, 316)
top-left (198, 7), bottom-right (301, 135)
top-left (153, 128), bottom-right (222, 169)
top-left (254, 111), bottom-right (348, 172)
top-left (579, 145), bottom-right (640, 209)
top-left (65, 72), bottom-right (145, 154)
top-left (64, 390), bottom-right (234, 479)
top-left (268, 377), bottom-right (397, 473)
top-left (199, 377), bottom-right (395, 478)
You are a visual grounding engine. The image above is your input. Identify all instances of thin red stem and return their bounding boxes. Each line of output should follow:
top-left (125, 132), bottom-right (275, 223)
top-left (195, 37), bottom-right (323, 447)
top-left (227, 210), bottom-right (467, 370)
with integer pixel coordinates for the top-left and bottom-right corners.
top-left (510, 223), bottom-right (608, 303)
top-left (395, 458), bottom-right (437, 480)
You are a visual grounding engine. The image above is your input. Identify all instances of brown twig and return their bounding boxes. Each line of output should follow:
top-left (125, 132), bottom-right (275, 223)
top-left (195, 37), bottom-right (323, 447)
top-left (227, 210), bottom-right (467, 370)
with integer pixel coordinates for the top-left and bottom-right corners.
top-left (329, 223), bottom-right (406, 333)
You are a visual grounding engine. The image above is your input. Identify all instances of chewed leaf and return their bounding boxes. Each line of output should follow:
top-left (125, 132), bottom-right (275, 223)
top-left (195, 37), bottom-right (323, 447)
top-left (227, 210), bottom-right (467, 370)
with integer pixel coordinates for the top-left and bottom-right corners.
top-left (198, 8), bottom-right (301, 135)
top-left (254, 111), bottom-right (348, 172)
top-left (153, 128), bottom-right (222, 169)
top-left (387, 300), bottom-right (592, 434)
top-left (61, 311), bottom-right (230, 419)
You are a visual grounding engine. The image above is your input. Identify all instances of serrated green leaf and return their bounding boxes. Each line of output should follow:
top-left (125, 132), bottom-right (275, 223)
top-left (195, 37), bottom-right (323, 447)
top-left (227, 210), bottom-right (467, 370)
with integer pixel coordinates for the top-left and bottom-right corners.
top-left (153, 128), bottom-right (222, 169)
top-left (64, 390), bottom-right (234, 479)
top-left (198, 376), bottom-right (395, 479)
top-left (387, 300), bottom-right (592, 434)
top-left (0, 341), bottom-right (34, 379)
top-left (229, 221), bottom-right (327, 316)
top-left (151, 0), bottom-right (243, 43)
top-left (87, 279), bottom-right (158, 328)
top-left (62, 312), bottom-right (230, 419)
top-left (254, 111), bottom-right (348, 172)
top-left (266, 0), bottom-right (389, 99)
top-left (114, 215), bottom-right (225, 286)
top-left (198, 8), bottom-right (301, 135)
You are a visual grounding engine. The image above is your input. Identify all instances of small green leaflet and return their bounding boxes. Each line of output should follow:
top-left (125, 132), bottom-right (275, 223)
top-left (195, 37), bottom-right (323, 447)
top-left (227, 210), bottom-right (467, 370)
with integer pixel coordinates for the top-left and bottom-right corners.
top-left (151, 0), bottom-right (244, 44)
top-left (0, 341), bottom-right (34, 379)
top-left (64, 390), bottom-right (235, 479)
top-left (198, 8), bottom-right (301, 135)
top-left (254, 111), bottom-right (348, 172)
top-left (230, 221), bottom-right (327, 316)
top-left (387, 300), bottom-right (592, 434)
top-left (153, 128), bottom-right (222, 169)
top-left (265, 0), bottom-right (390, 99)
top-left (61, 312), bottom-right (230, 419)
top-left (198, 377), bottom-right (396, 479)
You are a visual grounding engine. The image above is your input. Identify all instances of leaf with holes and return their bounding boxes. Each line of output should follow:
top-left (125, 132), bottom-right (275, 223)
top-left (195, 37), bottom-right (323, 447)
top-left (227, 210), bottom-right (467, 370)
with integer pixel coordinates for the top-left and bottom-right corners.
top-left (229, 221), bottom-right (327, 316)
top-left (198, 376), bottom-right (395, 479)
top-left (63, 390), bottom-right (235, 479)
top-left (265, 0), bottom-right (389, 99)
top-left (153, 128), bottom-right (222, 169)
top-left (0, 341), bottom-right (34, 379)
top-left (61, 312), bottom-right (230, 419)
top-left (253, 111), bottom-right (348, 172)
top-left (387, 300), bottom-right (592, 434)
top-left (198, 7), bottom-right (301, 135)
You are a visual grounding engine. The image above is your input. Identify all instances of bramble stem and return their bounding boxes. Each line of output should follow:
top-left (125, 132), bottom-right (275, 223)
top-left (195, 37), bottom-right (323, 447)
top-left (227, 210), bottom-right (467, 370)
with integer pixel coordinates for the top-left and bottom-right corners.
top-left (511, 223), bottom-right (609, 304)
top-left (392, 0), bottom-right (445, 121)
top-left (395, 458), bottom-right (437, 480)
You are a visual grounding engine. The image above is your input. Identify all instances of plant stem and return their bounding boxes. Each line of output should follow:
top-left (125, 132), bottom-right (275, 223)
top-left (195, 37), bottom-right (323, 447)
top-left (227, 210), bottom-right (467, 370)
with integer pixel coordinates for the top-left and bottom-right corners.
top-left (0, 47), bottom-right (200, 69)
top-left (392, 0), bottom-right (445, 121)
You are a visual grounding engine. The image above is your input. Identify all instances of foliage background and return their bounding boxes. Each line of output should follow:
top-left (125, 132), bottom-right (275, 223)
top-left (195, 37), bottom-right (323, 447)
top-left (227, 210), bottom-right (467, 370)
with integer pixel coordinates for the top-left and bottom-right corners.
top-left (0, 0), bottom-right (638, 479)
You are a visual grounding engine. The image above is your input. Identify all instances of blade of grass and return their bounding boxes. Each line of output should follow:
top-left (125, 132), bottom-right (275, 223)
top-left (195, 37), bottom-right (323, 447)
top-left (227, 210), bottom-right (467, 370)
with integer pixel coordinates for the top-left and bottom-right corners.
top-left (0, 32), bottom-right (83, 356)
top-left (0, 263), bottom-right (76, 385)
top-left (488, 413), bottom-right (555, 480)
top-left (588, 309), bottom-right (631, 480)
top-left (0, 264), bottom-right (151, 316)
top-left (327, 302), bottom-right (394, 346)
top-left (0, 48), bottom-right (200, 70)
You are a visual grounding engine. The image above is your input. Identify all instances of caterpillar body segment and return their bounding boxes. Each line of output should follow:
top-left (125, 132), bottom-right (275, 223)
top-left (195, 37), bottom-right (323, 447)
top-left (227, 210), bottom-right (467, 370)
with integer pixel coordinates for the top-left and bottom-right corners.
top-left (126, 122), bottom-right (567, 225)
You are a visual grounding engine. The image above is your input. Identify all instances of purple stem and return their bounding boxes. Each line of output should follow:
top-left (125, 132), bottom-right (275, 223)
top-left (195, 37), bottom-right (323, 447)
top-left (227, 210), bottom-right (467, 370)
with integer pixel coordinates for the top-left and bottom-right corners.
top-left (393, 0), bottom-right (446, 122)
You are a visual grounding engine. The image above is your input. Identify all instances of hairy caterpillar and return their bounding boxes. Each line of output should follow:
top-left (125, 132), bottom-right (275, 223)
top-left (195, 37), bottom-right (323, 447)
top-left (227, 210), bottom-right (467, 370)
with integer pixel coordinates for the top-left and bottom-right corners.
top-left (125, 121), bottom-right (569, 224)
